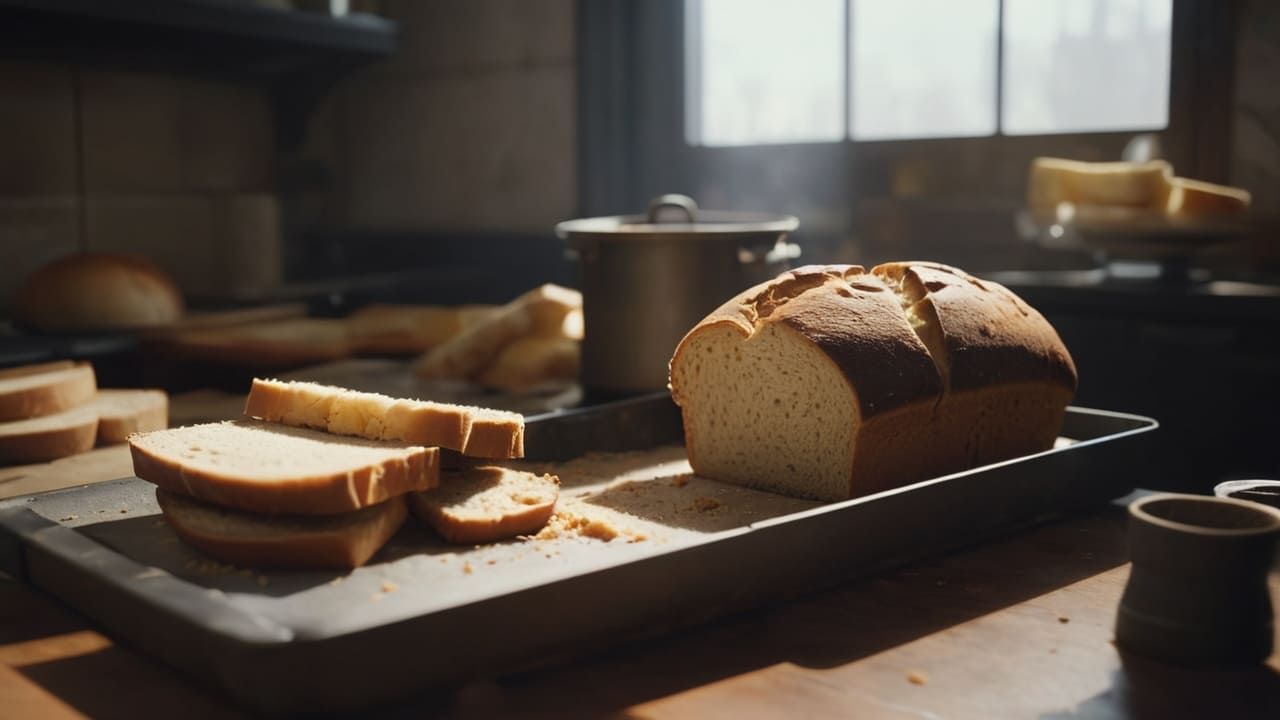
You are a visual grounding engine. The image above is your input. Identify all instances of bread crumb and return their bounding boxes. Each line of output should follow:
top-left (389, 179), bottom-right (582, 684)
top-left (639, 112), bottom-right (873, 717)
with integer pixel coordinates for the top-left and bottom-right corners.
top-left (535, 510), bottom-right (641, 543)
top-left (1058, 616), bottom-right (1070, 624)
top-left (693, 496), bottom-right (720, 512)
top-left (119, 509), bottom-right (128, 514)
top-left (486, 559), bottom-right (496, 565)
top-left (381, 581), bottom-right (399, 593)
top-left (462, 562), bottom-right (473, 574)
top-left (670, 474), bottom-right (691, 488)
top-left (58, 514), bottom-right (78, 522)
top-left (907, 671), bottom-right (927, 685)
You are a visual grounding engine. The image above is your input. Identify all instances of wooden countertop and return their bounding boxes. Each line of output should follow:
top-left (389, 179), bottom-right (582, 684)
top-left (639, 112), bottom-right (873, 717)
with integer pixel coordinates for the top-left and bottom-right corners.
top-left (3, 500), bottom-right (1278, 719)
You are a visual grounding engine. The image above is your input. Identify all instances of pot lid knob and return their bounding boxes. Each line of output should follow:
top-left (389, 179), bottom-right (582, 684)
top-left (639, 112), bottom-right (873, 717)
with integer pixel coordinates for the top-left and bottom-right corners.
top-left (647, 194), bottom-right (698, 224)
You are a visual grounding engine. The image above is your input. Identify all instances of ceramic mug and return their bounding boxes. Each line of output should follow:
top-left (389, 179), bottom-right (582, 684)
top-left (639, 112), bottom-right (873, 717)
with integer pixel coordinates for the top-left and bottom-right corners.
top-left (1116, 492), bottom-right (1280, 666)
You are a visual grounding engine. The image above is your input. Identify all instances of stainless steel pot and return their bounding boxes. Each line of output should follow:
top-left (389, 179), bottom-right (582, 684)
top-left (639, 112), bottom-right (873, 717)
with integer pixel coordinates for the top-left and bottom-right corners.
top-left (557, 194), bottom-right (800, 395)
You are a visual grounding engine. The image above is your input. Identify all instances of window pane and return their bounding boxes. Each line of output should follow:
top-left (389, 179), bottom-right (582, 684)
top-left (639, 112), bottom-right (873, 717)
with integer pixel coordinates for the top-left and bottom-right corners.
top-left (688, 0), bottom-right (844, 147)
top-left (1002, 0), bottom-right (1172, 135)
top-left (849, 0), bottom-right (998, 141)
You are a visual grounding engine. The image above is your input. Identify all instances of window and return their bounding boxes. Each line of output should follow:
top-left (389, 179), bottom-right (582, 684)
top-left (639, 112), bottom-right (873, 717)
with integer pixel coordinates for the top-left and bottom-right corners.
top-left (686, 0), bottom-right (1173, 147)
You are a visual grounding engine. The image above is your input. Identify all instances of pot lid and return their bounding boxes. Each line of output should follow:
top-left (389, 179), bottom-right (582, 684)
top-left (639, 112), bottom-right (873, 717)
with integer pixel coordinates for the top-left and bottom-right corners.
top-left (556, 194), bottom-right (799, 241)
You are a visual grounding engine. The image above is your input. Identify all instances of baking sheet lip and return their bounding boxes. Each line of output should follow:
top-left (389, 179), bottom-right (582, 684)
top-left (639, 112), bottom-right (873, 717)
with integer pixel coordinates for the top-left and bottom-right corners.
top-left (0, 404), bottom-right (1157, 650)
top-left (747, 405), bottom-right (1157, 530)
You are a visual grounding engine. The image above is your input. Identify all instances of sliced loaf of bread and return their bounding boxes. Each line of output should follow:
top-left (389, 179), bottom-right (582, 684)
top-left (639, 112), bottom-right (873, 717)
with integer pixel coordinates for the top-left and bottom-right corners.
top-left (244, 378), bottom-right (524, 458)
top-left (156, 488), bottom-right (407, 570)
top-left (0, 363), bottom-right (96, 422)
top-left (409, 466), bottom-right (559, 544)
top-left (669, 262), bottom-right (1076, 502)
top-left (129, 420), bottom-right (439, 515)
top-left (0, 404), bottom-right (99, 464)
top-left (94, 388), bottom-right (168, 444)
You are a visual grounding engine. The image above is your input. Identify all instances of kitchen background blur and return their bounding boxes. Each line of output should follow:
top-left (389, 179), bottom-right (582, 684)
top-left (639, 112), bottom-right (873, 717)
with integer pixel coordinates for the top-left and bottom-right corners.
top-left (0, 0), bottom-right (1277, 490)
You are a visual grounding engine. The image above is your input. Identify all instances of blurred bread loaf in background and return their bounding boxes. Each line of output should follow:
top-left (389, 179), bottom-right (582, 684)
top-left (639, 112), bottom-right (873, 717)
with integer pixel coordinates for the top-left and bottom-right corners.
top-left (13, 252), bottom-right (185, 333)
top-left (1027, 156), bottom-right (1251, 220)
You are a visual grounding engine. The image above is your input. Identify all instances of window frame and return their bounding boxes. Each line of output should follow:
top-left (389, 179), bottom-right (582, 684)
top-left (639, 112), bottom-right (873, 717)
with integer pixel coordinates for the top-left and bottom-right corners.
top-left (577, 0), bottom-right (1234, 222)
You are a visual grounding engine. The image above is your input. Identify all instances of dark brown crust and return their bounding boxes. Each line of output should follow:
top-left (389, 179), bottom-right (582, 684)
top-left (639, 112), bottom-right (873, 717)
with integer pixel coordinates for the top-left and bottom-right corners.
top-left (672, 265), bottom-right (942, 418)
top-left (129, 422), bottom-right (440, 515)
top-left (157, 489), bottom-right (408, 570)
top-left (872, 262), bottom-right (1077, 393)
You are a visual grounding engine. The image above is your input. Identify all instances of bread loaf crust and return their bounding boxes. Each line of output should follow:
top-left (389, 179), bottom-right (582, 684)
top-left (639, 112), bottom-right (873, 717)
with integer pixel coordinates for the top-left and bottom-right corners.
top-left (872, 262), bottom-right (1077, 393)
top-left (15, 253), bottom-right (183, 332)
top-left (670, 262), bottom-right (1077, 501)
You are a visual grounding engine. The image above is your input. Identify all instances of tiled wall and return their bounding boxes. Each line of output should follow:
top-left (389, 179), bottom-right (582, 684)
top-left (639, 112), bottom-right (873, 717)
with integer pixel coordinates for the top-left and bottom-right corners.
top-left (298, 0), bottom-right (577, 234)
top-left (0, 61), bottom-right (280, 311)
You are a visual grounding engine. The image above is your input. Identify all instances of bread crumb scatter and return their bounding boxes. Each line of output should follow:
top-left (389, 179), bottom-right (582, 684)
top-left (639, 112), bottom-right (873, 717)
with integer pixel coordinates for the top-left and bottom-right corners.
top-left (907, 671), bottom-right (928, 685)
top-left (693, 496), bottom-right (721, 512)
top-left (670, 474), bottom-right (691, 488)
top-left (381, 581), bottom-right (399, 593)
top-left (58, 515), bottom-right (78, 522)
top-left (462, 562), bottom-right (473, 574)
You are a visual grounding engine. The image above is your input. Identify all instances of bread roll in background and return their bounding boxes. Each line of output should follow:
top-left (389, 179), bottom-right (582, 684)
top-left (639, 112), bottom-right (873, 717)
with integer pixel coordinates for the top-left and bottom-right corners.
top-left (13, 253), bottom-right (184, 333)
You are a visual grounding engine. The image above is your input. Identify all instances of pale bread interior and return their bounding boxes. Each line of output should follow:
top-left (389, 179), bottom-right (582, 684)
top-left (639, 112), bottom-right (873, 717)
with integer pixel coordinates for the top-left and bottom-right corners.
top-left (673, 320), bottom-right (856, 501)
top-left (418, 467), bottom-right (557, 522)
top-left (0, 403), bottom-right (98, 436)
top-left (130, 420), bottom-right (427, 483)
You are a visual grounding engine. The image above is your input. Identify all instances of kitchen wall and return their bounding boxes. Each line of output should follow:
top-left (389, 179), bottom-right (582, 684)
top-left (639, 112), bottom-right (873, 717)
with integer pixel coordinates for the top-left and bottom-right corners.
top-left (0, 0), bottom-right (579, 315)
top-left (0, 61), bottom-right (280, 311)
top-left (293, 0), bottom-right (577, 236)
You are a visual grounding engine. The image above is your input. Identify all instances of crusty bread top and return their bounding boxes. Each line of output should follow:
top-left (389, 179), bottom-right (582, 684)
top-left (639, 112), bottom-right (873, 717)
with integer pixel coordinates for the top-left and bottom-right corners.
top-left (129, 420), bottom-right (439, 515)
top-left (244, 378), bottom-right (525, 458)
top-left (14, 252), bottom-right (184, 332)
top-left (675, 265), bottom-right (943, 417)
top-left (672, 262), bottom-right (1075, 417)
top-left (873, 262), bottom-right (1077, 393)
top-left (0, 363), bottom-right (97, 422)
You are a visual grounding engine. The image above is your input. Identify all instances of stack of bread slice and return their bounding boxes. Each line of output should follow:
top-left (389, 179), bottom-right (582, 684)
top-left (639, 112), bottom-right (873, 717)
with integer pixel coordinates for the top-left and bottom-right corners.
top-left (0, 360), bottom-right (168, 465)
top-left (130, 378), bottom-right (559, 570)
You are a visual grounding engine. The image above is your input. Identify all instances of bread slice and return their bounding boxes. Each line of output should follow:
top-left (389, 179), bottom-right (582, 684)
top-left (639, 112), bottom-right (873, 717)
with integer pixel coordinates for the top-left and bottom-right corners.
top-left (0, 363), bottom-right (97, 422)
top-left (1165, 176), bottom-right (1251, 217)
top-left (156, 488), bottom-right (407, 570)
top-left (409, 466), bottom-right (558, 544)
top-left (1027, 157), bottom-right (1172, 216)
top-left (163, 318), bottom-right (350, 367)
top-left (413, 284), bottom-right (582, 380)
top-left (477, 336), bottom-right (580, 393)
top-left (129, 420), bottom-right (439, 515)
top-left (244, 378), bottom-right (524, 458)
top-left (669, 263), bottom-right (1076, 502)
top-left (0, 404), bottom-right (98, 464)
top-left (347, 304), bottom-right (467, 356)
top-left (94, 389), bottom-right (168, 445)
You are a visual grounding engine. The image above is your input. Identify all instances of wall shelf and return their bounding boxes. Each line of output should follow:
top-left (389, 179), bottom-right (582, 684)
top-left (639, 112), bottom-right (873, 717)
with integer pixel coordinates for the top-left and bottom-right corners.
top-left (0, 0), bottom-right (398, 147)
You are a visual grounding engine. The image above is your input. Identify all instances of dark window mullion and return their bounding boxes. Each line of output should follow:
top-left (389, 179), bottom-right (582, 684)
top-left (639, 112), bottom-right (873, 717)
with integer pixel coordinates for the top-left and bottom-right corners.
top-left (844, 0), bottom-right (853, 142)
top-left (995, 0), bottom-right (1005, 136)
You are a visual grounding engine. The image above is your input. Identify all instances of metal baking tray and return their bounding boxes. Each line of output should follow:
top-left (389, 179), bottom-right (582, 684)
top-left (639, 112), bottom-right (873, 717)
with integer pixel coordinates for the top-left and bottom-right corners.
top-left (0, 394), bottom-right (1156, 717)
